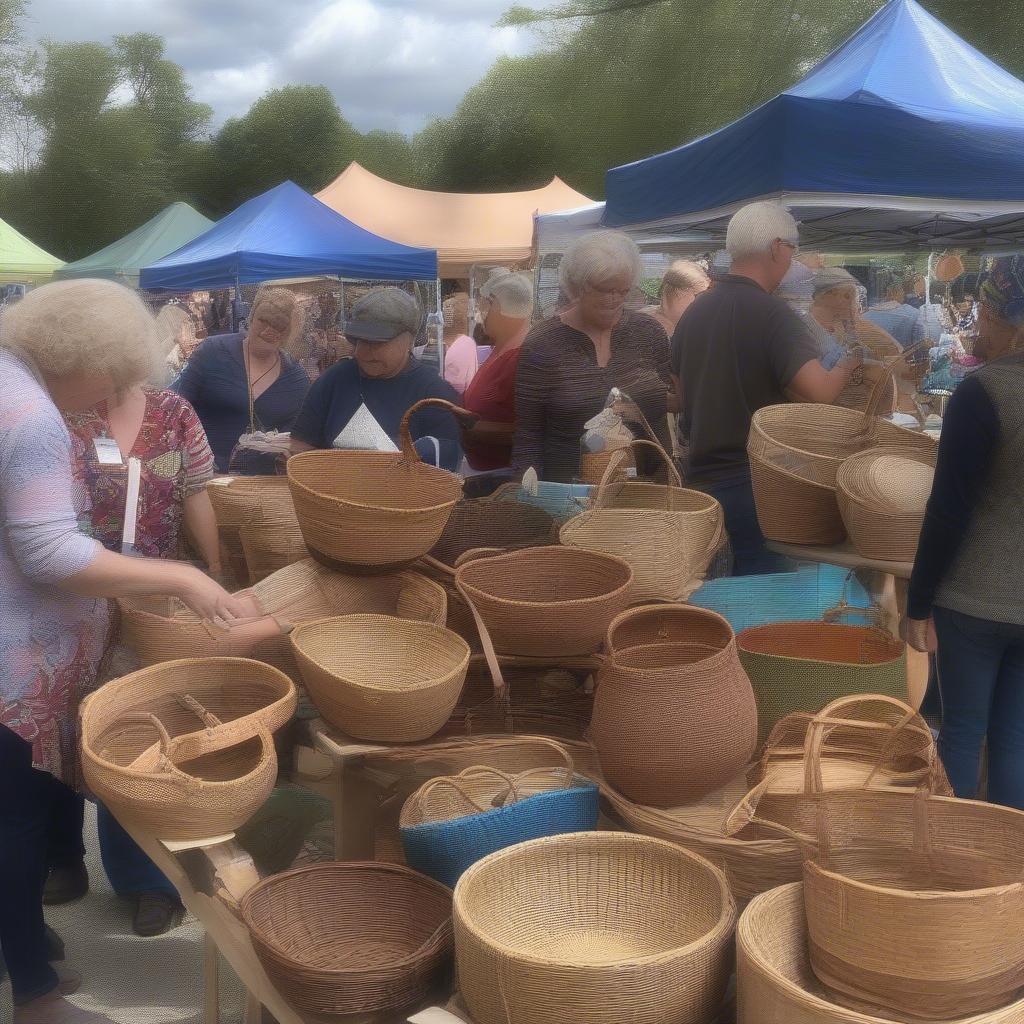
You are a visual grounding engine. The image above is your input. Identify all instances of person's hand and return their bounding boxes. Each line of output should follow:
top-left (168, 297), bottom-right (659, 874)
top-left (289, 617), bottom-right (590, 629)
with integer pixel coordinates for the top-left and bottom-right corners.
top-left (901, 616), bottom-right (937, 653)
top-left (839, 347), bottom-right (865, 371)
top-left (178, 566), bottom-right (249, 625)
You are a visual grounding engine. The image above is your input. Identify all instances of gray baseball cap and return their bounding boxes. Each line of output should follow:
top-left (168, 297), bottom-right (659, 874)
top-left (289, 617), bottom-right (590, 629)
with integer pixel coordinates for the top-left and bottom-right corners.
top-left (344, 287), bottom-right (422, 342)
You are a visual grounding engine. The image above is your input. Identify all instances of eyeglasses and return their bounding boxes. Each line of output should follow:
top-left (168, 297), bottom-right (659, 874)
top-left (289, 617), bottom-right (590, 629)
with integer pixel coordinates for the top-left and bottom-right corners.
top-left (777, 239), bottom-right (800, 254)
top-left (586, 283), bottom-right (633, 298)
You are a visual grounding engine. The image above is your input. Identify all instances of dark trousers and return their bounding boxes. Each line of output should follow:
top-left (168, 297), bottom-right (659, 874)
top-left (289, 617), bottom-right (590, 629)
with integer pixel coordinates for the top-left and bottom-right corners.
top-left (0, 724), bottom-right (60, 1004)
top-left (934, 606), bottom-right (1024, 808)
top-left (700, 468), bottom-right (795, 577)
top-left (97, 804), bottom-right (177, 900)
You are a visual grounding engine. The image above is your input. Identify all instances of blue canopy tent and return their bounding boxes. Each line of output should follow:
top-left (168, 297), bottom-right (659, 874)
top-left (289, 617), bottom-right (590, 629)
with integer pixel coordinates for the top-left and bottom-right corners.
top-left (603, 0), bottom-right (1024, 250)
top-left (140, 180), bottom-right (437, 291)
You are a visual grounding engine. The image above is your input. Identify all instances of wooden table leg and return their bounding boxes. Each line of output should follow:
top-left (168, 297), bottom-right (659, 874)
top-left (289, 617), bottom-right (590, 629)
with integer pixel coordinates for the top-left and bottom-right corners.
top-left (243, 992), bottom-right (261, 1024)
top-left (203, 932), bottom-right (219, 1024)
top-left (333, 759), bottom-right (379, 861)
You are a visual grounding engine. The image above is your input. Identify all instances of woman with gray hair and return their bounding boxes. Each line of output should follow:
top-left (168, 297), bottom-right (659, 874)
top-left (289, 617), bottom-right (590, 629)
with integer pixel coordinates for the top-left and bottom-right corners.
top-left (0, 279), bottom-right (245, 1024)
top-left (174, 286), bottom-right (310, 474)
top-left (460, 269), bottom-right (534, 482)
top-left (512, 231), bottom-right (677, 482)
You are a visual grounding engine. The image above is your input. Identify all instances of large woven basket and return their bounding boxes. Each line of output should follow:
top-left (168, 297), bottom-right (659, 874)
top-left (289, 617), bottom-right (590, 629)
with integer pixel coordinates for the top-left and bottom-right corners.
top-left (560, 440), bottom-right (724, 603)
top-left (592, 604), bottom-right (757, 806)
top-left (729, 786), bottom-right (1024, 1021)
top-left (238, 518), bottom-right (308, 582)
top-left (80, 657), bottom-right (296, 840)
top-left (736, 621), bottom-right (907, 743)
top-left (241, 861), bottom-right (453, 1018)
top-left (454, 831), bottom-right (736, 1024)
top-left (207, 476), bottom-right (297, 587)
top-left (738, 882), bottom-right (1024, 1024)
top-left (454, 546), bottom-right (633, 689)
top-left (747, 358), bottom-right (936, 545)
top-left (118, 559), bottom-right (447, 681)
top-left (287, 398), bottom-right (471, 571)
top-left (399, 737), bottom-right (600, 888)
top-left (290, 614), bottom-right (470, 742)
top-left (837, 446), bottom-right (936, 563)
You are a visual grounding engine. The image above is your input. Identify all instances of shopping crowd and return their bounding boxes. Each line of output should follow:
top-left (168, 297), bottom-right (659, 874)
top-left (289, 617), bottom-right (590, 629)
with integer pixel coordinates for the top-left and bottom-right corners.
top-left (2, 200), bottom-right (1023, 1022)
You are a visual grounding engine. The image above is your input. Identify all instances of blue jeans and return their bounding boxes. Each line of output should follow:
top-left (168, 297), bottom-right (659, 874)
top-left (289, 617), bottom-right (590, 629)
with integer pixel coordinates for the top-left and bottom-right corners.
top-left (701, 469), bottom-right (795, 577)
top-left (934, 606), bottom-right (1024, 808)
top-left (97, 804), bottom-right (177, 900)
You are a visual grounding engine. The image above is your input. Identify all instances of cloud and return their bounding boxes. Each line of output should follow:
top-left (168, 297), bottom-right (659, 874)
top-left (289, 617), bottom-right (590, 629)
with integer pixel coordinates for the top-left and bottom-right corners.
top-left (22, 0), bottom-right (553, 132)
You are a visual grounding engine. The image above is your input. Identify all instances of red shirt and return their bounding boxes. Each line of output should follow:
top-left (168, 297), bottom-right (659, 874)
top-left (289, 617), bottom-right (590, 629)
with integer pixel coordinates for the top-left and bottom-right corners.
top-left (461, 346), bottom-right (522, 471)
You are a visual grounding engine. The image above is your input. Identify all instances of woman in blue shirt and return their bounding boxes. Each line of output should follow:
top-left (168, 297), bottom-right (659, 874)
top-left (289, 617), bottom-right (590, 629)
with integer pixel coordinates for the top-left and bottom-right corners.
top-left (174, 287), bottom-right (310, 474)
top-left (290, 288), bottom-right (463, 471)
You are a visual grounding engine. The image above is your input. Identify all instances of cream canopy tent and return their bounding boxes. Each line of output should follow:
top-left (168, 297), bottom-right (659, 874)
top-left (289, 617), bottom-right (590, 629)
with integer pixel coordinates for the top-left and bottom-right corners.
top-left (0, 217), bottom-right (63, 284)
top-left (316, 162), bottom-right (592, 278)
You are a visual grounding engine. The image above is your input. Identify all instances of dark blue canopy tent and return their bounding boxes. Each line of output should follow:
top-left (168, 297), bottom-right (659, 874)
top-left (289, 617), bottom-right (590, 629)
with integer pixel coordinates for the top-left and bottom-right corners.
top-left (603, 0), bottom-right (1024, 250)
top-left (140, 180), bottom-right (437, 291)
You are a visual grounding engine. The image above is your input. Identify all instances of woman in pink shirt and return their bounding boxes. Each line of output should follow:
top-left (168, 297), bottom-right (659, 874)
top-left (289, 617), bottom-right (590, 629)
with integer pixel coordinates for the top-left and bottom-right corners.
top-left (441, 291), bottom-right (478, 397)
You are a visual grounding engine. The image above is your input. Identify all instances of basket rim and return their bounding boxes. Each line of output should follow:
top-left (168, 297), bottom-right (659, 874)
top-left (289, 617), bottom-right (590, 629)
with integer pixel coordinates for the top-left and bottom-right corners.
top-left (836, 445), bottom-right (936, 512)
top-left (454, 546), bottom-right (634, 609)
top-left (288, 449), bottom-right (461, 516)
top-left (241, 860), bottom-right (453, 975)
top-left (736, 621), bottom-right (904, 665)
top-left (453, 830), bottom-right (735, 968)
top-left (748, 444), bottom-right (843, 493)
top-left (289, 613), bottom-right (471, 691)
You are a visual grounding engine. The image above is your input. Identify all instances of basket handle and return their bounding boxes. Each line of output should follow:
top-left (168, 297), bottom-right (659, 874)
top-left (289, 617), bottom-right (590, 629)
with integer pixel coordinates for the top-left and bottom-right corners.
top-left (176, 694), bottom-right (225, 730)
top-left (722, 776), bottom-right (819, 856)
top-left (507, 736), bottom-right (576, 789)
top-left (454, 572), bottom-right (507, 697)
top-left (412, 767), bottom-right (520, 815)
top-left (119, 713), bottom-right (174, 772)
top-left (399, 398), bottom-right (477, 463)
top-left (593, 437), bottom-right (682, 509)
top-left (820, 569), bottom-right (885, 629)
top-left (857, 342), bottom-right (926, 427)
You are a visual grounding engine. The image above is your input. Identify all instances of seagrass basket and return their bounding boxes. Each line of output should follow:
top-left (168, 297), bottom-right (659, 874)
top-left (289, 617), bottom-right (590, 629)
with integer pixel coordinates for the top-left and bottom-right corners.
top-left (238, 518), bottom-right (308, 582)
top-left (578, 443), bottom-right (635, 484)
top-left (290, 614), bottom-right (470, 741)
top-left (454, 831), bottom-right (736, 1024)
top-left (80, 657), bottom-right (295, 840)
top-left (242, 861), bottom-right (453, 1018)
top-left (837, 446), bottom-right (936, 563)
top-left (425, 499), bottom-right (557, 571)
top-left (287, 398), bottom-right (470, 571)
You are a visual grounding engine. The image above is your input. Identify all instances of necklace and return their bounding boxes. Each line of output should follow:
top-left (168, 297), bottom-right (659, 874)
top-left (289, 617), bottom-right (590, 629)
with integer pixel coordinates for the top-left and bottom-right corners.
top-left (245, 341), bottom-right (280, 393)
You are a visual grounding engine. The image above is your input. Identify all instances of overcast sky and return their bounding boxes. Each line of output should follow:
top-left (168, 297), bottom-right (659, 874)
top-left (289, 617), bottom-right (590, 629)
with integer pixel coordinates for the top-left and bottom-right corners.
top-left (22, 0), bottom-right (555, 134)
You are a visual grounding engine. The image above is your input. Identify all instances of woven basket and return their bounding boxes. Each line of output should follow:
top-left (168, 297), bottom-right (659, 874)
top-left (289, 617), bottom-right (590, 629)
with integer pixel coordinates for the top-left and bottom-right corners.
top-left (207, 476), bottom-right (296, 587)
top-left (454, 546), bottom-right (633, 689)
top-left (747, 355), bottom-right (933, 545)
top-left (287, 398), bottom-right (471, 571)
top-left (578, 443), bottom-right (635, 485)
top-left (560, 440), bottom-right (724, 603)
top-left (80, 657), bottom-right (295, 840)
top-left (238, 518), bottom-right (308, 583)
top-left (454, 831), bottom-right (736, 1024)
top-left (837, 446), bottom-right (936, 563)
top-left (592, 604), bottom-right (757, 806)
top-left (736, 620), bottom-right (907, 743)
top-left (426, 499), bottom-right (557, 571)
top-left (118, 559), bottom-right (447, 682)
top-left (242, 861), bottom-right (453, 1018)
top-left (793, 790), bottom-right (1024, 1021)
top-left (290, 614), bottom-right (470, 742)
top-left (399, 737), bottom-right (600, 888)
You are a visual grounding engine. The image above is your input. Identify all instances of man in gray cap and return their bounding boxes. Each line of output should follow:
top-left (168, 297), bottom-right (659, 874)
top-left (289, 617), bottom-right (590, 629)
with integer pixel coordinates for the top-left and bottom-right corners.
top-left (290, 286), bottom-right (463, 470)
top-left (671, 202), bottom-right (861, 575)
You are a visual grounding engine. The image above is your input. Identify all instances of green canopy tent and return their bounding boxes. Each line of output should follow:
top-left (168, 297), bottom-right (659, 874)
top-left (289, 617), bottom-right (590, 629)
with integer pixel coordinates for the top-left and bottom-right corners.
top-left (55, 202), bottom-right (213, 286)
top-left (0, 217), bottom-right (64, 284)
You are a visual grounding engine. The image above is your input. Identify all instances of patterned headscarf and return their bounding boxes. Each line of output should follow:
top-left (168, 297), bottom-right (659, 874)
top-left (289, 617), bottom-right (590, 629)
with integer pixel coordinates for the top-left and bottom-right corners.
top-left (980, 255), bottom-right (1024, 326)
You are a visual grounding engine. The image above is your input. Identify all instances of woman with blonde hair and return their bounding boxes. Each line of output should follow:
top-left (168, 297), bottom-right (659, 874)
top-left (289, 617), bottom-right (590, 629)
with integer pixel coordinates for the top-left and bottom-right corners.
top-left (642, 260), bottom-right (710, 337)
top-left (0, 279), bottom-right (244, 1024)
top-left (174, 285), bottom-right (310, 473)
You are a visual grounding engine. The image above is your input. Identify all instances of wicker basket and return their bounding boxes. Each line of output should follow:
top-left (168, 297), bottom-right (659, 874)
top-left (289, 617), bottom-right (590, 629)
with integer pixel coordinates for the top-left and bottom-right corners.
top-left (426, 499), bottom-right (557, 571)
top-left (737, 620), bottom-right (907, 743)
top-left (80, 657), bottom-right (295, 840)
top-left (560, 440), bottom-right (724, 603)
top-left (592, 604), bottom-right (757, 806)
top-left (797, 790), bottom-right (1024, 1021)
top-left (238, 518), bottom-right (308, 583)
top-left (454, 831), bottom-right (736, 1024)
top-left (207, 476), bottom-right (296, 587)
top-left (837, 446), bottom-right (936, 563)
top-left (119, 559), bottom-right (447, 681)
top-left (290, 614), bottom-right (470, 742)
top-left (399, 738), bottom-right (600, 887)
top-left (287, 398), bottom-right (470, 571)
top-left (738, 882), bottom-right (1024, 1024)
top-left (578, 443), bottom-right (635, 485)
top-left (454, 546), bottom-right (633, 690)
top-left (242, 861), bottom-right (453, 1018)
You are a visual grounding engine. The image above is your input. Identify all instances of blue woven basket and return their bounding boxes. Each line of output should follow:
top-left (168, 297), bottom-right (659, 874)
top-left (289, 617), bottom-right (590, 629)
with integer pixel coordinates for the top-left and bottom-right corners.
top-left (400, 767), bottom-right (600, 889)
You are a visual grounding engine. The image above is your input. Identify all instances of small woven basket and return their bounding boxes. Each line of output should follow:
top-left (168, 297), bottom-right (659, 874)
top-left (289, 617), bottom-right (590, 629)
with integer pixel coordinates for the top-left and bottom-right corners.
top-left (399, 737), bottom-right (600, 887)
top-left (287, 398), bottom-right (471, 571)
top-left (241, 861), bottom-right (453, 1018)
top-left (837, 445), bottom-right (936, 563)
top-left (426, 499), bottom-right (557, 571)
top-left (455, 831), bottom-right (736, 1024)
top-left (290, 614), bottom-right (470, 742)
top-left (578, 443), bottom-right (635, 485)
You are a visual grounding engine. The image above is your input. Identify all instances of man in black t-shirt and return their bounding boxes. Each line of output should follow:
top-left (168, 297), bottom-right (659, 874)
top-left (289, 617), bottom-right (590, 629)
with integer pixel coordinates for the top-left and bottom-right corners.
top-left (671, 202), bottom-right (860, 575)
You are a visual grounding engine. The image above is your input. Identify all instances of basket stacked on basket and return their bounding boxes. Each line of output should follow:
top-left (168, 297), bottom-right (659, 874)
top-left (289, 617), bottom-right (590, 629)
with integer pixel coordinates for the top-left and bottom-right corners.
top-left (287, 398), bottom-right (472, 572)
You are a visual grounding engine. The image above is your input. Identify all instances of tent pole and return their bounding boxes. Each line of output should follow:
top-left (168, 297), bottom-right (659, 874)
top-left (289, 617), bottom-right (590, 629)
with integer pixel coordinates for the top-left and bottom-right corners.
top-left (435, 278), bottom-right (444, 379)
